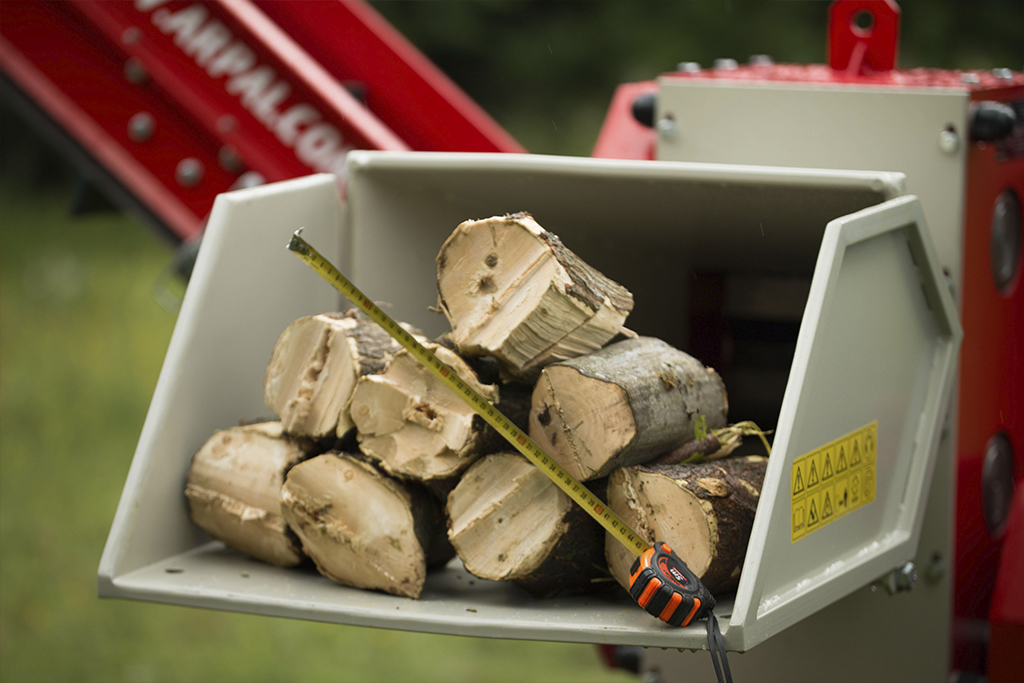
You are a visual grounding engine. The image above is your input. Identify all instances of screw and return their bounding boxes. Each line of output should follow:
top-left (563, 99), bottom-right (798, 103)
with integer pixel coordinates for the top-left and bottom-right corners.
top-left (656, 116), bottom-right (677, 140)
top-left (938, 129), bottom-right (961, 154)
top-left (175, 158), bottom-right (204, 188)
top-left (714, 58), bottom-right (739, 71)
top-left (677, 62), bottom-right (701, 74)
top-left (993, 68), bottom-right (1014, 80)
top-left (127, 112), bottom-right (155, 142)
top-left (924, 552), bottom-right (946, 583)
top-left (218, 145), bottom-right (244, 173)
top-left (124, 57), bottom-right (148, 85)
top-left (895, 562), bottom-right (917, 591)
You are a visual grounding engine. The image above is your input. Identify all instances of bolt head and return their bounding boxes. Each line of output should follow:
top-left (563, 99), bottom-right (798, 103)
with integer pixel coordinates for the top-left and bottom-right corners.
top-left (714, 58), bottom-right (739, 71)
top-left (656, 116), bottom-right (677, 139)
top-left (127, 112), bottom-right (155, 142)
top-left (175, 158), bottom-right (204, 188)
top-left (938, 130), bottom-right (961, 154)
top-left (677, 62), bottom-right (701, 74)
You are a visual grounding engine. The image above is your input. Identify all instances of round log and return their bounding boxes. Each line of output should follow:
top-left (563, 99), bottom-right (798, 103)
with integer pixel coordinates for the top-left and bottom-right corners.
top-left (530, 336), bottom-right (729, 481)
top-left (605, 455), bottom-right (767, 595)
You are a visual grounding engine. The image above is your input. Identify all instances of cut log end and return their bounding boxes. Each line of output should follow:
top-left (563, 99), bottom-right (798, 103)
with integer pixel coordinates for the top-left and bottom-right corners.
top-left (185, 421), bottom-right (309, 567)
top-left (447, 453), bottom-right (609, 597)
top-left (437, 214), bottom-right (633, 380)
top-left (605, 456), bottom-right (767, 595)
top-left (280, 453), bottom-right (443, 599)
top-left (351, 344), bottom-right (498, 481)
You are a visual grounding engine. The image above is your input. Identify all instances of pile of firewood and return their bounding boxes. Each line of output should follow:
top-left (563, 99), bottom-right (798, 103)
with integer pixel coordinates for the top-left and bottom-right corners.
top-left (185, 212), bottom-right (768, 600)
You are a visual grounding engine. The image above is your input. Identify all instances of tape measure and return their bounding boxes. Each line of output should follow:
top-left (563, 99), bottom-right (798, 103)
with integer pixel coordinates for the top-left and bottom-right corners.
top-left (287, 230), bottom-right (714, 629)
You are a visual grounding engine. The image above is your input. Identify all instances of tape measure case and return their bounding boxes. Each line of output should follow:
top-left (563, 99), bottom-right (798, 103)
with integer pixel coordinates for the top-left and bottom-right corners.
top-left (98, 154), bottom-right (960, 651)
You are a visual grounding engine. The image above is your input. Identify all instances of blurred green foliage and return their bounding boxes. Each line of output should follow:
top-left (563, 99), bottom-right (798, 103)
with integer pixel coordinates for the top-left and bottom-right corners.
top-left (372, 0), bottom-right (1024, 155)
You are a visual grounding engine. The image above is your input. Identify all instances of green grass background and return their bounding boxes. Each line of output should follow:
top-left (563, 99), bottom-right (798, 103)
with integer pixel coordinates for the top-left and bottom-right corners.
top-left (0, 145), bottom-right (634, 683)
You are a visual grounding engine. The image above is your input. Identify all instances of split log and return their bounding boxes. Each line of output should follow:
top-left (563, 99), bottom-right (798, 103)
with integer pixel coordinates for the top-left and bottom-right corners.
top-left (436, 212), bottom-right (634, 380)
top-left (446, 452), bottom-right (610, 597)
top-left (185, 421), bottom-right (313, 567)
top-left (280, 452), bottom-right (454, 598)
top-left (529, 337), bottom-right (729, 481)
top-left (349, 342), bottom-right (530, 483)
top-left (264, 310), bottom-right (420, 439)
top-left (605, 456), bottom-right (767, 595)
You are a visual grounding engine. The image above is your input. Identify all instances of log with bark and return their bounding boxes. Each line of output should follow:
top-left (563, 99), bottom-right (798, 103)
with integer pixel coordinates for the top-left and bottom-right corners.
top-left (436, 212), bottom-right (634, 381)
top-left (264, 310), bottom-right (420, 439)
top-left (280, 452), bottom-right (454, 598)
top-left (529, 336), bottom-right (729, 481)
top-left (349, 342), bottom-right (530, 484)
top-left (446, 452), bottom-right (610, 597)
top-left (605, 455), bottom-right (767, 595)
top-left (185, 421), bottom-right (313, 567)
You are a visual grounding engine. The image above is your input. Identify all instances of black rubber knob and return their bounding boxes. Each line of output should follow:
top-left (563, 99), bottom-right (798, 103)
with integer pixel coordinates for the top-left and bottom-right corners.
top-left (970, 101), bottom-right (1017, 142)
top-left (632, 93), bottom-right (657, 128)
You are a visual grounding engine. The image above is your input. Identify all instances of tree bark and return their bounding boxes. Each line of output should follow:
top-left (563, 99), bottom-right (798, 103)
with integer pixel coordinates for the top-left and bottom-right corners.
top-left (605, 455), bottom-right (767, 595)
top-left (263, 310), bottom-right (420, 439)
top-left (349, 342), bottom-right (527, 483)
top-left (529, 337), bottom-right (729, 481)
top-left (280, 452), bottom-right (453, 599)
top-left (185, 421), bottom-right (313, 567)
top-left (446, 452), bottom-right (610, 598)
top-left (436, 212), bottom-right (633, 381)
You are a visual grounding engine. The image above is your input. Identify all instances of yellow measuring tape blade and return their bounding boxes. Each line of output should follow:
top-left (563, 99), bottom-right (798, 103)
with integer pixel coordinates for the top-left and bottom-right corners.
top-left (288, 231), bottom-right (649, 558)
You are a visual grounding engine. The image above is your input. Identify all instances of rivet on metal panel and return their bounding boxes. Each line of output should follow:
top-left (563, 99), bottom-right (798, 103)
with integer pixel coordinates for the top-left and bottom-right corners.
top-left (218, 145), bottom-right (245, 173)
top-left (714, 58), bottom-right (739, 71)
top-left (677, 62), bottom-right (701, 74)
top-left (230, 171), bottom-right (265, 191)
top-left (990, 190), bottom-right (1022, 293)
top-left (938, 129), bottom-right (961, 155)
top-left (127, 112), bottom-right (155, 143)
top-left (982, 432), bottom-right (1015, 537)
top-left (175, 158), bottom-right (204, 188)
top-left (124, 57), bottom-right (148, 85)
top-left (656, 115), bottom-right (677, 140)
top-left (924, 552), bottom-right (946, 583)
top-left (121, 27), bottom-right (141, 45)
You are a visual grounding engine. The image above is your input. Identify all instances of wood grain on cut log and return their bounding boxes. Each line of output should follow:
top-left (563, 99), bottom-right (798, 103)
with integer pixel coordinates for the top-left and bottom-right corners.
top-left (280, 452), bottom-right (453, 599)
top-left (350, 343), bottom-right (526, 483)
top-left (605, 456), bottom-right (767, 595)
top-left (264, 310), bottom-right (418, 439)
top-left (185, 421), bottom-right (312, 567)
top-left (446, 452), bottom-right (609, 597)
top-left (529, 337), bottom-right (729, 481)
top-left (436, 212), bottom-right (634, 380)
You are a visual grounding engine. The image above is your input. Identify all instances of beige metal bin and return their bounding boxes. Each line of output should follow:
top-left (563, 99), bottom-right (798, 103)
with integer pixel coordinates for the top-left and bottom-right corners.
top-left (99, 153), bottom-right (960, 654)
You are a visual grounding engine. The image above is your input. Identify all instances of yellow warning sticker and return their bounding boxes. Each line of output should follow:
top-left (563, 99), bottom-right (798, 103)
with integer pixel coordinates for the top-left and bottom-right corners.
top-left (791, 421), bottom-right (877, 542)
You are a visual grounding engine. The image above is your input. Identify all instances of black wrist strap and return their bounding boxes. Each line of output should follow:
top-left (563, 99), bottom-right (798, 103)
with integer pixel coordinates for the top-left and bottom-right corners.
top-left (706, 611), bottom-right (733, 683)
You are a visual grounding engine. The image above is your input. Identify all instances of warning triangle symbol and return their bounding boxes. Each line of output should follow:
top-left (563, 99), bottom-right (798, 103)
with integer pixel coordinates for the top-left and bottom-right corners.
top-left (808, 460), bottom-right (819, 487)
top-left (808, 498), bottom-right (819, 526)
top-left (852, 441), bottom-right (862, 466)
top-left (793, 467), bottom-right (805, 494)
top-left (823, 453), bottom-right (834, 480)
top-left (823, 491), bottom-right (833, 518)
top-left (837, 447), bottom-right (848, 472)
